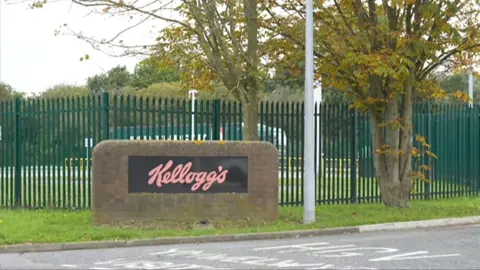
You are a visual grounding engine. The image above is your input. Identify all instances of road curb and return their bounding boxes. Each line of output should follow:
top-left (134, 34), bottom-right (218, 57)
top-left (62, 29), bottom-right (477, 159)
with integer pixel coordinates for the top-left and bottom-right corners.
top-left (1, 216), bottom-right (479, 254)
top-left (357, 215), bottom-right (480, 232)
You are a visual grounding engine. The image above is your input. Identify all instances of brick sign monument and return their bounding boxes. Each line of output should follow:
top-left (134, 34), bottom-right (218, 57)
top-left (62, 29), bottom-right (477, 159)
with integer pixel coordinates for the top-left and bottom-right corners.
top-left (92, 140), bottom-right (279, 225)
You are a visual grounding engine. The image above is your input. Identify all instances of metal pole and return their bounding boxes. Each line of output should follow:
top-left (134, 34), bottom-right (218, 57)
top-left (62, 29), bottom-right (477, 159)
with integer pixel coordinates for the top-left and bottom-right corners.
top-left (191, 96), bottom-right (195, 140)
top-left (469, 72), bottom-right (474, 107)
top-left (304, 0), bottom-right (316, 224)
top-left (314, 77), bottom-right (322, 180)
top-left (189, 89), bottom-right (198, 140)
top-left (191, 93), bottom-right (195, 140)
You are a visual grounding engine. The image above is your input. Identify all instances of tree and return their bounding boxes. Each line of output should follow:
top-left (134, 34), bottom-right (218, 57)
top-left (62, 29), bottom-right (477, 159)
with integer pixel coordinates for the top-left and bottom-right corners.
top-left (0, 82), bottom-right (14, 101)
top-left (265, 61), bottom-right (305, 91)
top-left (33, 0), bottom-right (266, 140)
top-left (87, 73), bottom-right (109, 95)
top-left (151, 1), bottom-right (262, 140)
top-left (87, 65), bottom-right (132, 95)
top-left (438, 72), bottom-right (480, 104)
top-left (131, 57), bottom-right (181, 89)
top-left (41, 84), bottom-right (90, 98)
top-left (0, 82), bottom-right (24, 100)
top-left (265, 0), bottom-right (480, 207)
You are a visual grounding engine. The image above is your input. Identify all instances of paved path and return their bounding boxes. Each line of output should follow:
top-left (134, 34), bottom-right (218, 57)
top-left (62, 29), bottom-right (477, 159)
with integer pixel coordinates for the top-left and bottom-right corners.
top-left (0, 225), bottom-right (478, 269)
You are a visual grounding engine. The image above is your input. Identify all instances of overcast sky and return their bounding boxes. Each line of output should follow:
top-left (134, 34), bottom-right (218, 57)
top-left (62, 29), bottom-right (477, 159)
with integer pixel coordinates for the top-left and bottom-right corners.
top-left (0, 0), bottom-right (176, 94)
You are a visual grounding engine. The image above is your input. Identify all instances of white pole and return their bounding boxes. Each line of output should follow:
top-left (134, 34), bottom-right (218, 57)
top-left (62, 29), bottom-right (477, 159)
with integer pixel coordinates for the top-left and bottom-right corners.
top-left (314, 77), bottom-right (322, 178)
top-left (86, 140), bottom-right (89, 170)
top-left (304, 0), bottom-right (316, 224)
top-left (469, 73), bottom-right (474, 107)
top-left (189, 89), bottom-right (198, 140)
top-left (191, 96), bottom-right (195, 140)
top-left (85, 138), bottom-right (91, 171)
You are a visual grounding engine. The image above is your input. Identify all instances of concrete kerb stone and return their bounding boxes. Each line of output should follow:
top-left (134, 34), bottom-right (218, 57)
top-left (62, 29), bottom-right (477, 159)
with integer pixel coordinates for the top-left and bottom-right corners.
top-left (1, 216), bottom-right (480, 254)
top-left (0, 227), bottom-right (359, 254)
top-left (448, 216), bottom-right (478, 226)
top-left (125, 234), bottom-right (237, 248)
top-left (62, 240), bottom-right (126, 251)
top-left (0, 243), bottom-right (64, 254)
top-left (122, 227), bottom-right (360, 248)
top-left (357, 216), bottom-right (480, 232)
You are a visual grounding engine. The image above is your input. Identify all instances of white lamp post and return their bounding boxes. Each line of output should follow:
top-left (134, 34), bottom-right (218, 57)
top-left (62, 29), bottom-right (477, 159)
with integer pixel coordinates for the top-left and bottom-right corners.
top-left (304, 0), bottom-right (316, 224)
top-left (189, 89), bottom-right (199, 140)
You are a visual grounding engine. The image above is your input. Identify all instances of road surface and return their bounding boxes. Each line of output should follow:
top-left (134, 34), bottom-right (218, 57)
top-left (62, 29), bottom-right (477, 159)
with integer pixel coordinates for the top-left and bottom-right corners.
top-left (0, 224), bottom-right (477, 269)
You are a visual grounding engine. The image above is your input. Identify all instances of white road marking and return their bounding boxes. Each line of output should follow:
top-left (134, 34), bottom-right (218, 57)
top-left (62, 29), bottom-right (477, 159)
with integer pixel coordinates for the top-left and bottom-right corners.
top-left (252, 242), bottom-right (330, 251)
top-left (311, 247), bottom-right (398, 258)
top-left (60, 265), bottom-right (78, 268)
top-left (253, 241), bottom-right (461, 262)
top-left (87, 240), bottom-right (463, 270)
top-left (328, 267), bottom-right (377, 270)
top-left (94, 258), bottom-right (126, 265)
top-left (306, 264), bottom-right (336, 270)
top-left (232, 257), bottom-right (278, 265)
top-left (306, 245), bottom-right (357, 253)
top-left (267, 261), bottom-right (332, 268)
top-left (150, 248), bottom-right (372, 269)
top-left (369, 251), bottom-right (462, 261)
top-left (91, 259), bottom-right (221, 269)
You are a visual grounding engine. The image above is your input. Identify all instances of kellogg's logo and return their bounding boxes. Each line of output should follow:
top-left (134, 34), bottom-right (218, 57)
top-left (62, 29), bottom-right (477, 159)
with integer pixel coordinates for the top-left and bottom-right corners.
top-left (148, 160), bottom-right (228, 192)
top-left (128, 156), bottom-right (248, 194)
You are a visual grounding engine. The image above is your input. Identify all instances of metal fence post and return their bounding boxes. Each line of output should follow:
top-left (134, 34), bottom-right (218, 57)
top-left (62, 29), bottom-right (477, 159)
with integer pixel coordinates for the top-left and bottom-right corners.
top-left (212, 99), bottom-right (221, 140)
top-left (475, 106), bottom-right (480, 195)
top-left (14, 97), bottom-right (21, 207)
top-left (350, 108), bottom-right (358, 204)
top-left (425, 103), bottom-right (431, 200)
top-left (103, 92), bottom-right (110, 140)
top-left (469, 104), bottom-right (475, 193)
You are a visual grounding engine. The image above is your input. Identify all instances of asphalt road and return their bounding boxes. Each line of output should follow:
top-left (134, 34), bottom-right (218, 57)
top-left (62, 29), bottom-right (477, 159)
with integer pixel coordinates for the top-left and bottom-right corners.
top-left (1, 225), bottom-right (478, 269)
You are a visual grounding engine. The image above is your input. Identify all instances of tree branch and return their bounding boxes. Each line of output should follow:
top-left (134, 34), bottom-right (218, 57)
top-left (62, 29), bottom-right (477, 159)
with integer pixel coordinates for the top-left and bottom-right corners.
top-left (419, 42), bottom-right (480, 80)
top-left (333, 0), bottom-right (356, 36)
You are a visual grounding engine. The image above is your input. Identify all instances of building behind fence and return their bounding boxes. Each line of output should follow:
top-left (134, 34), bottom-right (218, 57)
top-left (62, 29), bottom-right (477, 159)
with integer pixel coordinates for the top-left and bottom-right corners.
top-left (0, 93), bottom-right (479, 209)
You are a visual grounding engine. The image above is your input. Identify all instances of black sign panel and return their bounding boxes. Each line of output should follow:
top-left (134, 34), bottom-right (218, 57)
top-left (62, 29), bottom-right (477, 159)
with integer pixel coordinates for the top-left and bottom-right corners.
top-left (128, 156), bottom-right (248, 193)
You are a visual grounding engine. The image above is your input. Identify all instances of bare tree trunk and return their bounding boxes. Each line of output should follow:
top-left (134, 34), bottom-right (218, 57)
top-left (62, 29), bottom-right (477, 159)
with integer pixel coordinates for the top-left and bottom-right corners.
top-left (370, 102), bottom-right (413, 208)
top-left (242, 0), bottom-right (258, 141)
top-left (243, 90), bottom-right (259, 140)
top-left (369, 74), bottom-right (413, 208)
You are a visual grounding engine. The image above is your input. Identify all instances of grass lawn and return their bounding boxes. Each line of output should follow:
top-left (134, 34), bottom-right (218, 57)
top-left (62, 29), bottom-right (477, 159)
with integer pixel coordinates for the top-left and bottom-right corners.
top-left (1, 177), bottom-right (474, 210)
top-left (0, 176), bottom-right (474, 211)
top-left (279, 177), bottom-right (476, 205)
top-left (1, 164), bottom-right (476, 208)
top-left (0, 197), bottom-right (479, 246)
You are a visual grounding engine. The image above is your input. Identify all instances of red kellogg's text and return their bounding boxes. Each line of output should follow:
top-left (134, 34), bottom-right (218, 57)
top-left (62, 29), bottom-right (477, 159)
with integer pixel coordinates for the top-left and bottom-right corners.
top-left (147, 160), bottom-right (228, 191)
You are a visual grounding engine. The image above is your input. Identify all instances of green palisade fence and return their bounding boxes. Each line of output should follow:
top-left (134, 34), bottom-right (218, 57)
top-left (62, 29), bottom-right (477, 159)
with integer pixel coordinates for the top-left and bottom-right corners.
top-left (0, 93), bottom-right (479, 209)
